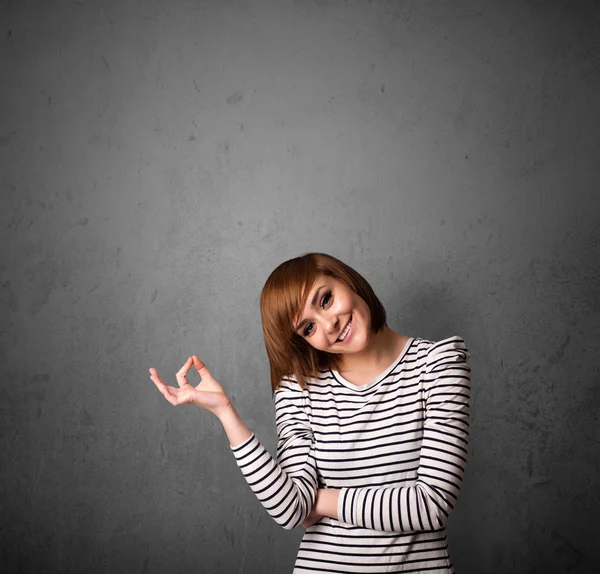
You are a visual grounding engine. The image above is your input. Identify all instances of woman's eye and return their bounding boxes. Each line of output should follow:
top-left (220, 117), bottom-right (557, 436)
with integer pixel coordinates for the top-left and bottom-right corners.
top-left (303, 323), bottom-right (314, 337)
top-left (321, 291), bottom-right (332, 308)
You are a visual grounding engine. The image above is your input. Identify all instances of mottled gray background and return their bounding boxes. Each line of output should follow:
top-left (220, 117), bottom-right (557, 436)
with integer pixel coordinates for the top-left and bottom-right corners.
top-left (1, 0), bottom-right (599, 572)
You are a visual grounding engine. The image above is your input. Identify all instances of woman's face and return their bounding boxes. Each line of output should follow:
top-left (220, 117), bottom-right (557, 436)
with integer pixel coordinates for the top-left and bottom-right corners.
top-left (294, 273), bottom-right (372, 354)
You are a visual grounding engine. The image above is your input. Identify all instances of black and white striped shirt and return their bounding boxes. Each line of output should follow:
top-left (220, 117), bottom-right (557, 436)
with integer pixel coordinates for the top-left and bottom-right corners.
top-left (231, 335), bottom-right (471, 573)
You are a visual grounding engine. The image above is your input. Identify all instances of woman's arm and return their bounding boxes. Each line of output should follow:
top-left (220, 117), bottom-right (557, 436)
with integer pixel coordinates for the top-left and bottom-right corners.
top-left (229, 381), bottom-right (319, 530)
top-left (310, 337), bottom-right (471, 532)
top-left (149, 358), bottom-right (318, 530)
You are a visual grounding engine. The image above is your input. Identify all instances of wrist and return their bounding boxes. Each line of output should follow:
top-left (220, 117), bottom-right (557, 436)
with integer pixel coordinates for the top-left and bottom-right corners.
top-left (212, 400), bottom-right (235, 420)
top-left (216, 403), bottom-right (252, 448)
top-left (316, 488), bottom-right (340, 520)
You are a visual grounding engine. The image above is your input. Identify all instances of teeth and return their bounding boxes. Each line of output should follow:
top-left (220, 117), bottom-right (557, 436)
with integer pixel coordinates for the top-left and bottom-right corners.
top-left (337, 319), bottom-right (352, 342)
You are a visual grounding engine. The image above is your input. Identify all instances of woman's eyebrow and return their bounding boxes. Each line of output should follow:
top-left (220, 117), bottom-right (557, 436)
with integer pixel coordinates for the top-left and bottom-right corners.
top-left (295, 285), bottom-right (325, 331)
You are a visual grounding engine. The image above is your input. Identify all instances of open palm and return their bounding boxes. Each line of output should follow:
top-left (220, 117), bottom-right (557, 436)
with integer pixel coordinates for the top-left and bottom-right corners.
top-left (149, 356), bottom-right (231, 415)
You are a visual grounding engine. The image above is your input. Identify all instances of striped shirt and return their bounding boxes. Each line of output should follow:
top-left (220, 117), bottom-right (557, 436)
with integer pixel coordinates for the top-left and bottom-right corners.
top-left (231, 335), bottom-right (471, 573)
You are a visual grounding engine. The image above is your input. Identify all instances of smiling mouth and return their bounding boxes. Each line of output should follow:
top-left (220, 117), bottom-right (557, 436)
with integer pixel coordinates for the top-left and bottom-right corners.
top-left (336, 316), bottom-right (352, 343)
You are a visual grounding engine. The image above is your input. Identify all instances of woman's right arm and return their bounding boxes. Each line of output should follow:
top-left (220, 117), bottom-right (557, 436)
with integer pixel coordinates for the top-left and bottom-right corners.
top-left (227, 381), bottom-right (318, 530)
top-left (149, 357), bottom-right (318, 530)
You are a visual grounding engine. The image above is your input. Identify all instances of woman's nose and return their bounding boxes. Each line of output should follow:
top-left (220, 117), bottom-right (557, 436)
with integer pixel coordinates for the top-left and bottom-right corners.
top-left (325, 314), bottom-right (339, 334)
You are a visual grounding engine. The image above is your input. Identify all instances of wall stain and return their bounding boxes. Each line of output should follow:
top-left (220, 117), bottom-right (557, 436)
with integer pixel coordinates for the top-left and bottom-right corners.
top-left (453, 95), bottom-right (475, 131)
top-left (101, 55), bottom-right (111, 72)
top-left (80, 406), bottom-right (93, 426)
top-left (0, 129), bottom-right (17, 145)
top-left (552, 530), bottom-right (585, 569)
top-left (226, 91), bottom-right (243, 105)
top-left (223, 524), bottom-right (236, 547)
top-left (159, 419), bottom-right (170, 461)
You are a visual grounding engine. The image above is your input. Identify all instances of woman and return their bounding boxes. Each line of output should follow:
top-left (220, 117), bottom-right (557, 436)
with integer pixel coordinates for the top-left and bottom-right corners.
top-left (149, 252), bottom-right (471, 573)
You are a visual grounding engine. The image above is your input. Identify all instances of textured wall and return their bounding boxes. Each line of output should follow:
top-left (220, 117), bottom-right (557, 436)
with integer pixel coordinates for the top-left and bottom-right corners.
top-left (1, 0), bottom-right (599, 572)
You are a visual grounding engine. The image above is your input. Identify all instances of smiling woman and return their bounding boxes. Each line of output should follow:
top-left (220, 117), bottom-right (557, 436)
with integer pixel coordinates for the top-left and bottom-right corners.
top-left (149, 253), bottom-right (471, 574)
top-left (259, 253), bottom-right (388, 392)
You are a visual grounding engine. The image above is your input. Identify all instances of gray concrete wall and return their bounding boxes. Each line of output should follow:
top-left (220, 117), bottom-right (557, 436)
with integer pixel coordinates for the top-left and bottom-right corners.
top-left (1, 0), bottom-right (599, 572)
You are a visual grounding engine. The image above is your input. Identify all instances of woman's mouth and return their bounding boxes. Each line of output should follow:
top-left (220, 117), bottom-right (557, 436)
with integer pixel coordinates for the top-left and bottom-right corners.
top-left (336, 316), bottom-right (353, 344)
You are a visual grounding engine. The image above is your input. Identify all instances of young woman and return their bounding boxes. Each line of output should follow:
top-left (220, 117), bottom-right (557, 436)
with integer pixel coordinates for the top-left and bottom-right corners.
top-left (149, 252), bottom-right (471, 573)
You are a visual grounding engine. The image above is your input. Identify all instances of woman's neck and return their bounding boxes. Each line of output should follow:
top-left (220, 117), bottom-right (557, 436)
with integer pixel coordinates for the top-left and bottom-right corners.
top-left (337, 325), bottom-right (407, 375)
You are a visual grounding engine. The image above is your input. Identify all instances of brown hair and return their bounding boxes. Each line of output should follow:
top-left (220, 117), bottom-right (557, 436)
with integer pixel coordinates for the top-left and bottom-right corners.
top-left (260, 253), bottom-right (387, 392)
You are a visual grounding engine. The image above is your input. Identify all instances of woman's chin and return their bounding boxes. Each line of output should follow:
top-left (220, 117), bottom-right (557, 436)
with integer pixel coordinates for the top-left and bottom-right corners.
top-left (337, 338), bottom-right (367, 355)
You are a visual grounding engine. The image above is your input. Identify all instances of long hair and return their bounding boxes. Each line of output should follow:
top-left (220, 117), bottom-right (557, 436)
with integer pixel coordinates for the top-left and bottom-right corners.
top-left (260, 253), bottom-right (387, 392)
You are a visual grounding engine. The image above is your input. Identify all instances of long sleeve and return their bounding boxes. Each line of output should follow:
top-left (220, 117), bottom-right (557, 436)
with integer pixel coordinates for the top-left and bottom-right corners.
top-left (230, 380), bottom-right (318, 530)
top-left (337, 336), bottom-right (471, 532)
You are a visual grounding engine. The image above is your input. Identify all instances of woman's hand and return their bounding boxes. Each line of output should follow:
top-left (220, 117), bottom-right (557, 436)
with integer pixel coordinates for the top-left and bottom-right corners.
top-left (302, 507), bottom-right (323, 529)
top-left (149, 356), bottom-right (231, 417)
top-left (301, 489), bottom-right (339, 528)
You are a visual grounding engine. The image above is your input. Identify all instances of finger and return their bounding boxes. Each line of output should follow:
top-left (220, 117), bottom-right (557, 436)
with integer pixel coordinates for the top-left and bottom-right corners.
top-left (149, 372), bottom-right (184, 406)
top-left (149, 368), bottom-right (175, 397)
top-left (149, 368), bottom-right (169, 393)
top-left (302, 517), bottom-right (316, 529)
top-left (175, 356), bottom-right (193, 387)
top-left (149, 367), bottom-right (163, 387)
top-left (150, 367), bottom-right (183, 394)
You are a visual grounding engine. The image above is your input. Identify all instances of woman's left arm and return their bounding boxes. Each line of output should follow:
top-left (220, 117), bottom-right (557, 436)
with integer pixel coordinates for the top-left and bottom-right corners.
top-left (314, 337), bottom-right (471, 532)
